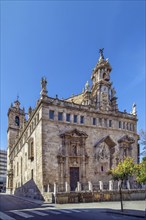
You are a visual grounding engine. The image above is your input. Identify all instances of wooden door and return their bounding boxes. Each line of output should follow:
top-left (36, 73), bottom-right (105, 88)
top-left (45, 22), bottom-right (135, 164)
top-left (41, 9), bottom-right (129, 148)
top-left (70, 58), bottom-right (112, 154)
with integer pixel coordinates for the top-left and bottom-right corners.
top-left (70, 167), bottom-right (79, 191)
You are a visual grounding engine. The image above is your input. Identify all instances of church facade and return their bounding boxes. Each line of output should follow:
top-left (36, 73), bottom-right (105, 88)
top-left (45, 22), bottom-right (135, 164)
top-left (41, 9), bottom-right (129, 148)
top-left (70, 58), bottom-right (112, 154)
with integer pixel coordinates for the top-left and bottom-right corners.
top-left (7, 50), bottom-right (139, 199)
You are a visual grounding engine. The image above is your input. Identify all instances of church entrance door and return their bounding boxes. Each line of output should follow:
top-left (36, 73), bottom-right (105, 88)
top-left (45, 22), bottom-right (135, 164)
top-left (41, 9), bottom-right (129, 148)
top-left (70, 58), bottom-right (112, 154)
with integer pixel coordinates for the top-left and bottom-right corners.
top-left (70, 167), bottom-right (79, 191)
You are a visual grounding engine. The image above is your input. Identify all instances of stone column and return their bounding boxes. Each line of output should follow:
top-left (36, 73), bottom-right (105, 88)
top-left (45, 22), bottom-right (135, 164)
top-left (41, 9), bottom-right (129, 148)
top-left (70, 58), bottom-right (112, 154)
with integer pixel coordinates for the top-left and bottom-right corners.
top-left (54, 110), bottom-right (58, 121)
top-left (70, 114), bottom-right (73, 123)
top-left (60, 160), bottom-right (64, 186)
top-left (65, 182), bottom-right (70, 192)
top-left (77, 182), bottom-right (81, 192)
top-left (88, 181), bottom-right (93, 192)
top-left (99, 181), bottom-right (103, 191)
top-left (63, 112), bottom-right (66, 122)
top-left (82, 139), bottom-right (86, 184)
top-left (127, 180), bottom-right (130, 190)
top-left (77, 115), bottom-right (80, 124)
top-left (54, 182), bottom-right (57, 195)
top-left (65, 157), bottom-right (69, 183)
top-left (109, 180), bottom-right (113, 191)
top-left (47, 184), bottom-right (50, 192)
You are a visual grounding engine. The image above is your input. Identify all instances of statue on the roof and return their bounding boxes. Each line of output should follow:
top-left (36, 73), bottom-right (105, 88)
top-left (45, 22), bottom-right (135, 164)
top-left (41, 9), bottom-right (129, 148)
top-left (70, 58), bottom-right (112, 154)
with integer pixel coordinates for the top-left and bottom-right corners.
top-left (131, 103), bottom-right (137, 115)
top-left (85, 81), bottom-right (90, 91)
top-left (41, 77), bottom-right (47, 91)
top-left (40, 77), bottom-right (48, 97)
top-left (111, 87), bottom-right (116, 99)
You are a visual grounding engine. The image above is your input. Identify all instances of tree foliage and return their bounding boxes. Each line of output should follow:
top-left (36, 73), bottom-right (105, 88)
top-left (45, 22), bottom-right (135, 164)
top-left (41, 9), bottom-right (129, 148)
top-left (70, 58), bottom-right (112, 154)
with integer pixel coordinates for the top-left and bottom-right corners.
top-left (108, 157), bottom-right (136, 212)
top-left (108, 157), bottom-right (135, 181)
top-left (139, 129), bottom-right (146, 156)
top-left (108, 156), bottom-right (146, 212)
top-left (135, 157), bottom-right (146, 184)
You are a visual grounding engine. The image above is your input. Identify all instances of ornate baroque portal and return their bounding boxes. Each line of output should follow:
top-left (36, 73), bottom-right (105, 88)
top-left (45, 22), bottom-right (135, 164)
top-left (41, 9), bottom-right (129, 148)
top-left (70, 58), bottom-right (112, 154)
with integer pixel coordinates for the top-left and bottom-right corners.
top-left (58, 129), bottom-right (89, 191)
top-left (94, 136), bottom-right (116, 176)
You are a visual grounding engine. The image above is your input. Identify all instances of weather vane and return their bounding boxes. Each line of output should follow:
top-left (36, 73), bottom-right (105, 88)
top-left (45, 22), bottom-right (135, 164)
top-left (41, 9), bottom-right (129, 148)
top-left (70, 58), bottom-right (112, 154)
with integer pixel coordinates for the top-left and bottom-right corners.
top-left (99, 48), bottom-right (104, 59)
top-left (17, 94), bottom-right (19, 101)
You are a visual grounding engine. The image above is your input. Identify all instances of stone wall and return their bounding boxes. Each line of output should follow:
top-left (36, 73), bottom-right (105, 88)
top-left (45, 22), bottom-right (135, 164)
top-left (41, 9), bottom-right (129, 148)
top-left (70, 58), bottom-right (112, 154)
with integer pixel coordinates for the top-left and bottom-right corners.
top-left (41, 100), bottom-right (138, 189)
top-left (56, 189), bottom-right (146, 204)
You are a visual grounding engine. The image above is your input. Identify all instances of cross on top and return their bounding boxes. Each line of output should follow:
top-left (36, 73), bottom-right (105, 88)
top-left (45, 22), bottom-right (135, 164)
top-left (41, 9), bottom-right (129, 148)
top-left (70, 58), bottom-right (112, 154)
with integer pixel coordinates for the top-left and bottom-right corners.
top-left (99, 48), bottom-right (104, 59)
top-left (17, 94), bottom-right (19, 101)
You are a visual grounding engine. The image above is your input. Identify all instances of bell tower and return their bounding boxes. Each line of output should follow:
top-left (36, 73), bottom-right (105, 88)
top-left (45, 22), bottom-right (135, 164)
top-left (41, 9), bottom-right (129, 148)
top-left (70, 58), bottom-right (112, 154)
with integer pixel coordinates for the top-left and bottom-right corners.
top-left (7, 99), bottom-right (25, 150)
top-left (7, 98), bottom-right (25, 193)
top-left (91, 48), bottom-right (118, 111)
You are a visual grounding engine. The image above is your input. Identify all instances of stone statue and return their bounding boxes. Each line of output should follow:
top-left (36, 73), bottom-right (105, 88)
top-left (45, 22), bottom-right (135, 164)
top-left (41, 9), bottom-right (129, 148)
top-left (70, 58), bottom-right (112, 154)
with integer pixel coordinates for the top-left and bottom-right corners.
top-left (85, 81), bottom-right (90, 91)
top-left (111, 87), bottom-right (116, 99)
top-left (131, 103), bottom-right (137, 115)
top-left (72, 144), bottom-right (77, 155)
top-left (98, 144), bottom-right (109, 160)
top-left (41, 77), bottom-right (47, 91)
top-left (40, 77), bottom-right (48, 97)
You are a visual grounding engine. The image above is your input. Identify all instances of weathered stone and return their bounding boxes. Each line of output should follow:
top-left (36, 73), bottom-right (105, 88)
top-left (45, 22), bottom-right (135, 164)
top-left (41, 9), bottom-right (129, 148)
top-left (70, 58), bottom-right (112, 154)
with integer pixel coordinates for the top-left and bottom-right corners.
top-left (99, 181), bottom-right (103, 191)
top-left (6, 51), bottom-right (139, 201)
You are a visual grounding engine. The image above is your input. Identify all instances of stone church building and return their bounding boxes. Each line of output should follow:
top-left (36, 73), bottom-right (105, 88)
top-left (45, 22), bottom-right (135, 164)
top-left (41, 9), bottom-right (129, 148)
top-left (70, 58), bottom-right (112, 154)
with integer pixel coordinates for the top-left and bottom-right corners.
top-left (7, 49), bottom-right (139, 200)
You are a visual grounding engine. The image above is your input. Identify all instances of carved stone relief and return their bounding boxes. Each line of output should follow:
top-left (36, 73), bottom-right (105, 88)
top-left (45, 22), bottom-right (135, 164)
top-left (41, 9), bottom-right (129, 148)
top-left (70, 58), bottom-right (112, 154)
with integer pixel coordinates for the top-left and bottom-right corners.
top-left (117, 135), bottom-right (135, 160)
top-left (58, 129), bottom-right (88, 190)
top-left (94, 136), bottom-right (116, 174)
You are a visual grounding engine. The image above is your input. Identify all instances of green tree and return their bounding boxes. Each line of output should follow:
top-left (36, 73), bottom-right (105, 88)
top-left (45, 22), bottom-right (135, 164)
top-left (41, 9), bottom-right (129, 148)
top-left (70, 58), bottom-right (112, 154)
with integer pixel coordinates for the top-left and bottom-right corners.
top-left (135, 157), bottom-right (146, 184)
top-left (108, 157), bottom-right (135, 212)
top-left (139, 129), bottom-right (146, 157)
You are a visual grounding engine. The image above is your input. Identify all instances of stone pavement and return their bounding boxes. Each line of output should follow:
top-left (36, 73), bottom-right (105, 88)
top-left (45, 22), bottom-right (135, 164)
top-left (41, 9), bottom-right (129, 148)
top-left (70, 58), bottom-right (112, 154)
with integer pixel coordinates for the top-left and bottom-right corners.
top-left (10, 194), bottom-right (146, 218)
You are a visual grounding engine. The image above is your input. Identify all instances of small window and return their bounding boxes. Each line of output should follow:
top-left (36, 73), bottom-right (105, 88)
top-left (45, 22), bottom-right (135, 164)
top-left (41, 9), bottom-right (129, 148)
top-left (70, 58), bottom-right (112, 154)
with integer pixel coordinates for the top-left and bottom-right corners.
top-left (127, 123), bottom-right (129, 130)
top-left (49, 110), bottom-right (54, 120)
top-left (15, 116), bottom-right (20, 126)
top-left (58, 112), bottom-right (63, 121)
top-left (99, 118), bottom-right (102, 126)
top-left (17, 162), bottom-right (19, 176)
top-left (31, 169), bottom-right (33, 179)
top-left (28, 140), bottom-right (34, 161)
top-left (32, 122), bottom-right (34, 130)
top-left (74, 115), bottom-right (77, 123)
top-left (129, 124), bottom-right (132, 131)
top-left (66, 113), bottom-right (70, 122)
top-left (80, 116), bottom-right (84, 124)
top-left (104, 119), bottom-right (107, 127)
top-left (37, 113), bottom-right (39, 123)
top-left (123, 122), bottom-right (125, 129)
top-left (123, 148), bottom-right (127, 157)
top-left (101, 166), bottom-right (104, 172)
top-left (34, 118), bottom-right (36, 126)
top-left (103, 73), bottom-right (107, 79)
top-left (132, 124), bottom-right (134, 131)
top-left (43, 185), bottom-right (48, 192)
top-left (93, 118), bottom-right (96, 125)
top-left (119, 121), bottom-right (121, 128)
top-left (109, 120), bottom-right (112, 127)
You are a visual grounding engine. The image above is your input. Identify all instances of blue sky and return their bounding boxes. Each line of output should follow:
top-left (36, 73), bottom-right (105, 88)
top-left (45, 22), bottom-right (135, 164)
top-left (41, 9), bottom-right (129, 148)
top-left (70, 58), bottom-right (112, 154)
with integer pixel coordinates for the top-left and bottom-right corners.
top-left (0, 1), bottom-right (145, 151)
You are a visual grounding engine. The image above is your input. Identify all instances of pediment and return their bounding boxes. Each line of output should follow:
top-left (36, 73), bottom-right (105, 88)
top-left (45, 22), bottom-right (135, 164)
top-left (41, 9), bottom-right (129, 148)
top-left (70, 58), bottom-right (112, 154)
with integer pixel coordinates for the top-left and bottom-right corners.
top-left (118, 135), bottom-right (135, 144)
top-left (94, 135), bottom-right (116, 148)
top-left (60, 128), bottom-right (88, 138)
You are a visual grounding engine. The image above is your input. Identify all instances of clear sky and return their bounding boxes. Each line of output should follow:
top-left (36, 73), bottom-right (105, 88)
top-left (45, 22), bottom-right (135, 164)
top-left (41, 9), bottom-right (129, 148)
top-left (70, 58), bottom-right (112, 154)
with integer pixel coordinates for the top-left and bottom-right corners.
top-left (1, 1), bottom-right (145, 152)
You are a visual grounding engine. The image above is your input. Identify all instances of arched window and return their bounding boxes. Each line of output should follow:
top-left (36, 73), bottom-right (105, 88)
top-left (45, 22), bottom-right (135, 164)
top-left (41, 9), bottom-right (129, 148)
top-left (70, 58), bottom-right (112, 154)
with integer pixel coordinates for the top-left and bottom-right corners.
top-left (28, 139), bottom-right (34, 161)
top-left (103, 73), bottom-right (107, 79)
top-left (103, 72), bottom-right (109, 81)
top-left (15, 116), bottom-right (20, 126)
